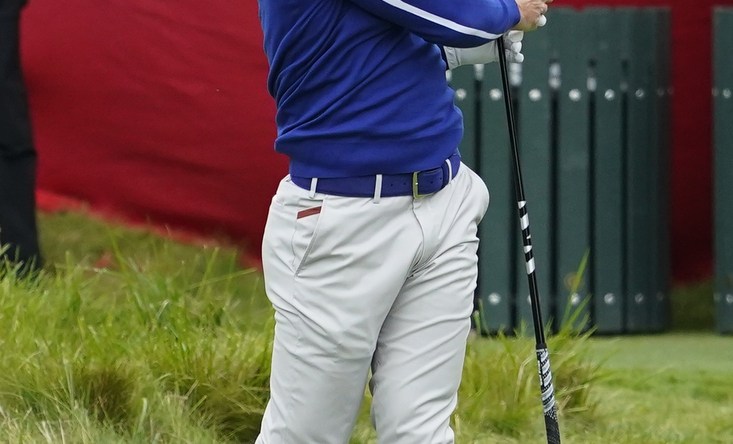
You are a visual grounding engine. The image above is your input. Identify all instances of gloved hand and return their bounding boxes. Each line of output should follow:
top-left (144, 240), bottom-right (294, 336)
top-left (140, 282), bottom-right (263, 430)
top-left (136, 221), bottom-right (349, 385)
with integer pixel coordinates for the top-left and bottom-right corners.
top-left (443, 31), bottom-right (524, 70)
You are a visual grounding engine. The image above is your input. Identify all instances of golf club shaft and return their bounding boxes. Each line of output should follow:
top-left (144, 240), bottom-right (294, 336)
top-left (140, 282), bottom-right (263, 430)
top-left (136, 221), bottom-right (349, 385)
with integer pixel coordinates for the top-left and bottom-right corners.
top-left (496, 37), bottom-right (561, 444)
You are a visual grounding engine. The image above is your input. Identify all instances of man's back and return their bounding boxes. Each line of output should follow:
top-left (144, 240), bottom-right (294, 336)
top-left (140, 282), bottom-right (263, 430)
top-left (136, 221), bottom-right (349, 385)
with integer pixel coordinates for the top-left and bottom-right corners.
top-left (257, 0), bottom-right (464, 178)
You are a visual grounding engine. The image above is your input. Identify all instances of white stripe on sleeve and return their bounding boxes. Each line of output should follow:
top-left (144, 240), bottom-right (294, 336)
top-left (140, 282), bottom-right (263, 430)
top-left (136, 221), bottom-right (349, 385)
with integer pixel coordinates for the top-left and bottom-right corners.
top-left (381, 0), bottom-right (502, 40)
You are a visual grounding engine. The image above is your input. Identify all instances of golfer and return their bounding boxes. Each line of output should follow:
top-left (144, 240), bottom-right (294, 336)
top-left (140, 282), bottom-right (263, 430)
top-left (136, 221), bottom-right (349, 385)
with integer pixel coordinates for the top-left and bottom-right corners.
top-left (255, 0), bottom-right (551, 442)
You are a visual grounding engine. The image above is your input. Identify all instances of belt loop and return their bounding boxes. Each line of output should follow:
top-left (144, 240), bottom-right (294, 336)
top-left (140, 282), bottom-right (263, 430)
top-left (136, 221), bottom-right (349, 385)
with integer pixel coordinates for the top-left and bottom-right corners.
top-left (445, 158), bottom-right (453, 183)
top-left (309, 178), bottom-right (318, 198)
top-left (373, 174), bottom-right (383, 204)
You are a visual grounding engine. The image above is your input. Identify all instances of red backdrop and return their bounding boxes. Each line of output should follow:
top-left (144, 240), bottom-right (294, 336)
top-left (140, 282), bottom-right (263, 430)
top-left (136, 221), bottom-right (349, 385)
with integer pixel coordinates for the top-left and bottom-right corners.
top-left (21, 0), bottom-right (285, 258)
top-left (19, 0), bottom-right (731, 281)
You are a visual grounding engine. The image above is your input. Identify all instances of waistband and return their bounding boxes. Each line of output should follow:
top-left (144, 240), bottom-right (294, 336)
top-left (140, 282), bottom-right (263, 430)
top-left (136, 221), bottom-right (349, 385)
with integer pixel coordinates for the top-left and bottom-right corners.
top-left (291, 152), bottom-right (461, 198)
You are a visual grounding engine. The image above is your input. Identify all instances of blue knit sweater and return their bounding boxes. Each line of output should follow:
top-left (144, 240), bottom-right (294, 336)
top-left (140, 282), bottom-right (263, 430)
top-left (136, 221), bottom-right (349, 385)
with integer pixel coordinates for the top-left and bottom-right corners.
top-left (258, 0), bottom-right (520, 178)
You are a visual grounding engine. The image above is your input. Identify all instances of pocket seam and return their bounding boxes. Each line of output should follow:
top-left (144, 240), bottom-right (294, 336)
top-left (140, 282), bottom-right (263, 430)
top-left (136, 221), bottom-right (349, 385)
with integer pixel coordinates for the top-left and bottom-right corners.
top-left (293, 197), bottom-right (328, 276)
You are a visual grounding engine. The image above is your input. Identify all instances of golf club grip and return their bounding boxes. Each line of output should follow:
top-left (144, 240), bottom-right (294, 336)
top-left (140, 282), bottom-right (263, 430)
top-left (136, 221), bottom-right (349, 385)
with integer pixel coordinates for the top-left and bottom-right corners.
top-left (537, 346), bottom-right (561, 444)
top-left (496, 37), bottom-right (562, 444)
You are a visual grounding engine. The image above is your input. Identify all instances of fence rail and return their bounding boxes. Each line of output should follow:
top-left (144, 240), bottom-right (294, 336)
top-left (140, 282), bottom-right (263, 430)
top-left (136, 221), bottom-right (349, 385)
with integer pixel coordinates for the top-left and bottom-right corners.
top-left (449, 7), bottom-right (672, 334)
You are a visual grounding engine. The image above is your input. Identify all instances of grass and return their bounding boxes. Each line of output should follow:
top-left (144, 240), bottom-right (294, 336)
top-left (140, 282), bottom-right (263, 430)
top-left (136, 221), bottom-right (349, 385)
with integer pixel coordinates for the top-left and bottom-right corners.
top-left (0, 209), bottom-right (730, 443)
top-left (580, 335), bottom-right (733, 443)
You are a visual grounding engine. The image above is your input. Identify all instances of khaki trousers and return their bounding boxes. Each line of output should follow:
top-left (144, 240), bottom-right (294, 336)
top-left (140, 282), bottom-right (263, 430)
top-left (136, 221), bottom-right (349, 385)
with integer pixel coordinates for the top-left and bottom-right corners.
top-left (257, 164), bottom-right (489, 444)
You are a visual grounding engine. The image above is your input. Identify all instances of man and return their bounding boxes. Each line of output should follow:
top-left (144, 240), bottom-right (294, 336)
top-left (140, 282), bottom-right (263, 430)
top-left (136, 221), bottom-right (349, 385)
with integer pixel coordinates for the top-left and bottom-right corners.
top-left (0, 0), bottom-right (43, 274)
top-left (256, 0), bottom-right (550, 442)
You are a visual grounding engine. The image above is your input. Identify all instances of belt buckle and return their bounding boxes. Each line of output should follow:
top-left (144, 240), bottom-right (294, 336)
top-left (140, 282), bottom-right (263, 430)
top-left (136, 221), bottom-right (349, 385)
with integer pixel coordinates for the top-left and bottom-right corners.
top-left (413, 164), bottom-right (447, 199)
top-left (412, 171), bottom-right (435, 199)
top-left (412, 171), bottom-right (424, 199)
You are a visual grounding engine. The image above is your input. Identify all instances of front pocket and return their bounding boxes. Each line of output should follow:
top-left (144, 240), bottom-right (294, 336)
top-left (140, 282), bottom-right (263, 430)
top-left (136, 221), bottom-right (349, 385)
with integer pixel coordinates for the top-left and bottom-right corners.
top-left (291, 201), bottom-right (326, 275)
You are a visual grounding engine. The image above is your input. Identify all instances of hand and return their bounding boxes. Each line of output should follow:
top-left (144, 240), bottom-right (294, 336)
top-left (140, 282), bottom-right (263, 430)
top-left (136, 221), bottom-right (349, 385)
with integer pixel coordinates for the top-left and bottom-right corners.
top-left (514, 0), bottom-right (551, 32)
top-left (443, 31), bottom-right (524, 70)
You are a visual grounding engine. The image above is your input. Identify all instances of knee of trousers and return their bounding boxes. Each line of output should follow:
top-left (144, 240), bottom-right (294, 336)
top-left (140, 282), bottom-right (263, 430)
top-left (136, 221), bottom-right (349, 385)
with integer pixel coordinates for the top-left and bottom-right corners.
top-left (371, 379), bottom-right (459, 443)
top-left (373, 408), bottom-right (456, 444)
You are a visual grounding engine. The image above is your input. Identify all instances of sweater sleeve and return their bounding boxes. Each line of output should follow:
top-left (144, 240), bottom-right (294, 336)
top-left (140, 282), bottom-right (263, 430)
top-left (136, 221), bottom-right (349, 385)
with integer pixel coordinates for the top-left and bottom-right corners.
top-left (347, 0), bottom-right (521, 48)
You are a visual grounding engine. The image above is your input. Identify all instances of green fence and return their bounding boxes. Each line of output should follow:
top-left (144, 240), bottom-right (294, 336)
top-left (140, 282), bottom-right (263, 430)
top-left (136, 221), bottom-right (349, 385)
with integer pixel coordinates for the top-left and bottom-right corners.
top-left (451, 7), bottom-right (672, 335)
top-left (714, 8), bottom-right (733, 334)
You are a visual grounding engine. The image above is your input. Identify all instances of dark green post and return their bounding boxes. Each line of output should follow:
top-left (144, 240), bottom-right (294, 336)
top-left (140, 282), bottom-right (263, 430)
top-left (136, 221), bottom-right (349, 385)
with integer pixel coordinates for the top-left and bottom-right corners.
top-left (648, 8), bottom-right (672, 332)
top-left (477, 64), bottom-right (515, 334)
top-left (515, 21), bottom-right (554, 333)
top-left (714, 8), bottom-right (733, 334)
top-left (587, 8), bottom-right (625, 334)
top-left (622, 8), bottom-right (655, 333)
top-left (551, 8), bottom-right (593, 331)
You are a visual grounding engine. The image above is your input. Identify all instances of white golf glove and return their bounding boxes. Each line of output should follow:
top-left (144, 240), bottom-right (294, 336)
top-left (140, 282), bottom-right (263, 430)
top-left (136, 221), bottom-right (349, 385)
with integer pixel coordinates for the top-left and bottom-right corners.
top-left (443, 31), bottom-right (524, 70)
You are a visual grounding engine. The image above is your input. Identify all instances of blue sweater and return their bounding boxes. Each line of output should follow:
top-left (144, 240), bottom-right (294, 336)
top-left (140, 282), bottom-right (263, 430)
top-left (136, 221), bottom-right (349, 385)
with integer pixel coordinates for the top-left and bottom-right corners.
top-left (257, 0), bottom-right (520, 178)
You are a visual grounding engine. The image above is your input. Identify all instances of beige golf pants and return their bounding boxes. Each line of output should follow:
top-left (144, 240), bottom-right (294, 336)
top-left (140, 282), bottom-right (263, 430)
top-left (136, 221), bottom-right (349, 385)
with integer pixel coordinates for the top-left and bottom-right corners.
top-left (256, 164), bottom-right (489, 444)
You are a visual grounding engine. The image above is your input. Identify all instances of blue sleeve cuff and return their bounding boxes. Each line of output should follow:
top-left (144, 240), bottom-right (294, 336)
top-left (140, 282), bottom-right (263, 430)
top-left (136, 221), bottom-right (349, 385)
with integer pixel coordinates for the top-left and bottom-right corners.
top-left (506, 0), bottom-right (521, 29)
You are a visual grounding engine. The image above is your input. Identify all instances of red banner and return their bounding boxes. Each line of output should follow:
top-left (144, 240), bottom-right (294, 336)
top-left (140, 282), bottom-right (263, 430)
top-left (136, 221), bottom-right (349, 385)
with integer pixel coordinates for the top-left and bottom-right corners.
top-left (22, 0), bottom-right (285, 259)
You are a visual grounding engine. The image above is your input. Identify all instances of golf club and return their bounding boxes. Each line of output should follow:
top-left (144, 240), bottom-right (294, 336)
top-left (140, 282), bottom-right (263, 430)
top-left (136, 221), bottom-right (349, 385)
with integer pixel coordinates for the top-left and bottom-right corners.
top-left (496, 36), bottom-right (561, 444)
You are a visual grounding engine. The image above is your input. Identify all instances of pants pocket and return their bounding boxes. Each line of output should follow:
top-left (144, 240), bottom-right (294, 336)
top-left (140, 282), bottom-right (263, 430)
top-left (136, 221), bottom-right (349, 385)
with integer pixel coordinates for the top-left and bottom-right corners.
top-left (291, 201), bottom-right (326, 275)
top-left (264, 178), bottom-right (328, 276)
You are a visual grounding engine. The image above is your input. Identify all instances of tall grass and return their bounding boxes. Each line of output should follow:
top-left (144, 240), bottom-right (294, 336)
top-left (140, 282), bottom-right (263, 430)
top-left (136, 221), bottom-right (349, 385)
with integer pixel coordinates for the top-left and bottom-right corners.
top-left (0, 214), bottom-right (274, 442)
top-left (450, 325), bottom-right (602, 440)
top-left (0, 212), bottom-right (602, 442)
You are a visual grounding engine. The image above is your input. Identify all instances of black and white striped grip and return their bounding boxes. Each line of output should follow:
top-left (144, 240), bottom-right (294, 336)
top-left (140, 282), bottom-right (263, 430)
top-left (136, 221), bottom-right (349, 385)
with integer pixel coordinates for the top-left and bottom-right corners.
top-left (537, 347), bottom-right (561, 444)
